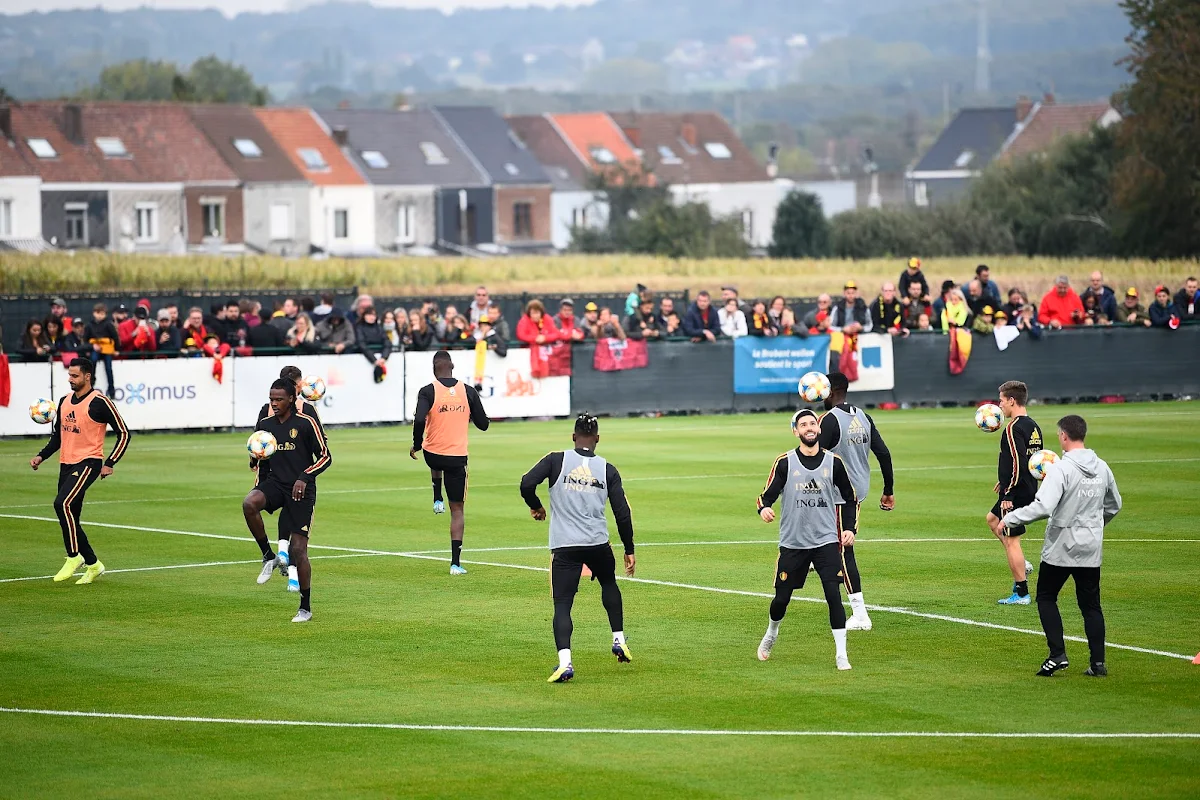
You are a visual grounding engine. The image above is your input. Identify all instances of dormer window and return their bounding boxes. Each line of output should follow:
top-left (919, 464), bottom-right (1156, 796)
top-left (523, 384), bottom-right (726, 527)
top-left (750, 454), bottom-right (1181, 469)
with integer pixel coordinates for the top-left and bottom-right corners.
top-left (95, 137), bottom-right (128, 158)
top-left (234, 138), bottom-right (263, 158)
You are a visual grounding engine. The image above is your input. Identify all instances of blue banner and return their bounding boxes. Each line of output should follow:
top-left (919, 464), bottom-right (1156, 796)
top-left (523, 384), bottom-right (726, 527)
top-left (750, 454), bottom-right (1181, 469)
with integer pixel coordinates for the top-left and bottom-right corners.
top-left (733, 336), bottom-right (831, 394)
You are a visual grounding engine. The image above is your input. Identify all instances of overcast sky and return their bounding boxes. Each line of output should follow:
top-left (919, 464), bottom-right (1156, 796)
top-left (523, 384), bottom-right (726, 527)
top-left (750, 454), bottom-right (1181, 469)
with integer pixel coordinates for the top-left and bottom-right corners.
top-left (1, 0), bottom-right (593, 16)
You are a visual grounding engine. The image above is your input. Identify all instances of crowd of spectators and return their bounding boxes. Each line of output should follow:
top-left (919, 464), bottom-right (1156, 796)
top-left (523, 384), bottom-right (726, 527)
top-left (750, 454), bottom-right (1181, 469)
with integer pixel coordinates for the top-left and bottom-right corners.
top-left (15, 270), bottom-right (1199, 385)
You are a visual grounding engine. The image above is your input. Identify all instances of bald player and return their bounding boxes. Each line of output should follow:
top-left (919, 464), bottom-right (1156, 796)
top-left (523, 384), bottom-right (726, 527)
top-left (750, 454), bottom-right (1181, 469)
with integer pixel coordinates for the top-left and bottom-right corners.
top-left (30, 357), bottom-right (132, 585)
top-left (410, 351), bottom-right (491, 574)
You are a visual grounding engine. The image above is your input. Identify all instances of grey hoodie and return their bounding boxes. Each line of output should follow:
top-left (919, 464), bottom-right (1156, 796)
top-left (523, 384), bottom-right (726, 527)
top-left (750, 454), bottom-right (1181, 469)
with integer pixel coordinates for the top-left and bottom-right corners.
top-left (1002, 448), bottom-right (1122, 568)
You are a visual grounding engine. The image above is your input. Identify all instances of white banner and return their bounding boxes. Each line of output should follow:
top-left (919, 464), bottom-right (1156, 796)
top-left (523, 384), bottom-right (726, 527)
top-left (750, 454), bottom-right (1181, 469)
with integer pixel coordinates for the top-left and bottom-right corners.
top-left (0, 361), bottom-right (56, 436)
top-left (404, 349), bottom-right (570, 419)
top-left (48, 357), bottom-right (236, 431)
top-left (231, 353), bottom-right (406, 427)
top-left (847, 333), bottom-right (896, 393)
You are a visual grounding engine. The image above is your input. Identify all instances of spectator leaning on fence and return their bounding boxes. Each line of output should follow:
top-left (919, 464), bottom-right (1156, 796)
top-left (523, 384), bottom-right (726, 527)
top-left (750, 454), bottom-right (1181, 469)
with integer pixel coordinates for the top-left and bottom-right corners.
top-left (1014, 303), bottom-right (1042, 340)
top-left (408, 310), bottom-right (435, 351)
top-left (270, 298), bottom-right (299, 335)
top-left (627, 294), bottom-right (663, 341)
top-left (61, 318), bottom-right (88, 360)
top-left (1082, 271), bottom-right (1119, 322)
top-left (748, 299), bottom-right (776, 337)
top-left (964, 280), bottom-right (996, 317)
top-left (355, 306), bottom-right (393, 374)
top-left (829, 281), bottom-right (871, 334)
top-left (156, 309), bottom-right (182, 351)
top-left (972, 305), bottom-right (996, 335)
top-left (931, 279), bottom-right (956, 323)
top-left (596, 307), bottom-right (626, 340)
top-left (940, 288), bottom-right (970, 332)
top-left (1039, 275), bottom-right (1085, 329)
top-left (902, 281), bottom-right (932, 331)
top-left (484, 303), bottom-right (511, 344)
top-left (898, 256), bottom-right (930, 302)
top-left (469, 286), bottom-right (491, 327)
top-left (804, 293), bottom-right (833, 334)
top-left (18, 319), bottom-right (51, 359)
top-left (1148, 286), bottom-right (1180, 329)
top-left (1081, 293), bottom-right (1112, 326)
top-left (476, 314), bottom-right (509, 357)
top-left (1002, 288), bottom-right (1030, 321)
top-left (316, 311), bottom-right (356, 353)
top-left (517, 299), bottom-right (564, 348)
top-left (122, 301), bottom-right (159, 353)
top-left (718, 297), bottom-right (748, 338)
top-left (287, 313), bottom-right (319, 354)
top-left (683, 291), bottom-right (722, 342)
top-left (580, 302), bottom-right (600, 339)
top-left (554, 299), bottom-right (585, 342)
top-left (43, 316), bottom-right (63, 354)
top-left (85, 303), bottom-right (119, 395)
top-left (872, 282), bottom-right (905, 336)
top-left (1175, 277), bottom-right (1199, 321)
top-left (1118, 288), bottom-right (1151, 327)
top-left (657, 297), bottom-right (678, 334)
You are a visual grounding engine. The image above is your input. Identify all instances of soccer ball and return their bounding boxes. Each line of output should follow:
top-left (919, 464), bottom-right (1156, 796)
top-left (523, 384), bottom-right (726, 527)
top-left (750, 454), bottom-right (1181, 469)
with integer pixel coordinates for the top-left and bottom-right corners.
top-left (29, 398), bottom-right (55, 425)
top-left (1028, 449), bottom-right (1059, 481)
top-left (975, 403), bottom-right (1003, 433)
top-left (798, 371), bottom-right (831, 403)
top-left (299, 376), bottom-right (326, 402)
top-left (247, 430), bottom-right (278, 460)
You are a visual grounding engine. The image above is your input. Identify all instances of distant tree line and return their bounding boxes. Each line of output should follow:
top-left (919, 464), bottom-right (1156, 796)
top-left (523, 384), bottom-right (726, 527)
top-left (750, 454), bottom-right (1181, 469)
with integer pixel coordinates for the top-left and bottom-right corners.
top-left (76, 57), bottom-right (269, 106)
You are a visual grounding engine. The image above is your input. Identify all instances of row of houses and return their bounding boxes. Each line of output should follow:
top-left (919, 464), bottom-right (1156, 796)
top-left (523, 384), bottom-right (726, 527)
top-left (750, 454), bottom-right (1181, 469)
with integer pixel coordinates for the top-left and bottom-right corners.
top-left (0, 102), bottom-right (782, 256)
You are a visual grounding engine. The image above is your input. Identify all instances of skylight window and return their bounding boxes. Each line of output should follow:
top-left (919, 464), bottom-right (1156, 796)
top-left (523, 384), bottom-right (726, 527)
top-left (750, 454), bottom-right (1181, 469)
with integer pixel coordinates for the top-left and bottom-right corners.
top-left (27, 138), bottom-right (56, 159)
top-left (297, 147), bottom-right (328, 171)
top-left (589, 146), bottom-right (616, 165)
top-left (361, 150), bottom-right (389, 169)
top-left (658, 145), bottom-right (680, 163)
top-left (95, 137), bottom-right (128, 157)
top-left (704, 142), bottom-right (732, 159)
top-left (233, 138), bottom-right (262, 158)
top-left (504, 162), bottom-right (519, 176)
top-left (954, 149), bottom-right (975, 168)
top-left (420, 141), bottom-right (448, 165)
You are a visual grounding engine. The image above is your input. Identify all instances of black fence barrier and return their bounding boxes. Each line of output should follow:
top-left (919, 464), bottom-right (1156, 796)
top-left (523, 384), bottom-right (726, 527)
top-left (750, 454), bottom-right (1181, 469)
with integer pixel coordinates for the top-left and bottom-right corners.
top-left (570, 326), bottom-right (1200, 415)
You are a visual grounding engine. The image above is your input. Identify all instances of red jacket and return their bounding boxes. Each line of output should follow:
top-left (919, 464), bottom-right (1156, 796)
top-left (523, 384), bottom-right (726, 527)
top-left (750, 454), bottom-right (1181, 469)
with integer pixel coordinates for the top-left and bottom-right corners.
top-left (1038, 288), bottom-right (1084, 327)
top-left (516, 315), bottom-right (563, 377)
top-left (118, 317), bottom-right (157, 352)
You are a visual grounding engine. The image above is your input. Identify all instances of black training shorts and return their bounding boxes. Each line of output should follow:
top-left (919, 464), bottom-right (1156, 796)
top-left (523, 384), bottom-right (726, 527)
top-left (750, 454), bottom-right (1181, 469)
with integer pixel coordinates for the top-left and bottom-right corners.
top-left (775, 542), bottom-right (844, 591)
top-left (258, 480), bottom-right (317, 538)
top-left (992, 493), bottom-right (1035, 537)
top-left (424, 451), bottom-right (468, 503)
top-left (551, 543), bottom-right (617, 601)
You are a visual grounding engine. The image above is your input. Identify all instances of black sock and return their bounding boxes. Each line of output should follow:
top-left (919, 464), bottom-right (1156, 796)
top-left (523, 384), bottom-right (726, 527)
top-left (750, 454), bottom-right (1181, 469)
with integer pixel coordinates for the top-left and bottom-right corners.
top-left (261, 548), bottom-right (275, 561)
top-left (451, 539), bottom-right (462, 567)
top-left (1015, 580), bottom-right (1029, 597)
top-left (432, 480), bottom-right (444, 503)
top-left (300, 589), bottom-right (311, 612)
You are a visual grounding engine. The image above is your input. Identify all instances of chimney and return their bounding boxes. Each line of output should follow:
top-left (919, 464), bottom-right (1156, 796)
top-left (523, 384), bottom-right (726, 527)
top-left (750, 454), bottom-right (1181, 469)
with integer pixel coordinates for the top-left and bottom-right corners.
top-left (64, 103), bottom-right (83, 144)
top-left (337, 100), bottom-right (350, 109)
top-left (332, 126), bottom-right (348, 147)
top-left (0, 105), bottom-right (12, 143)
top-left (623, 126), bottom-right (640, 148)
top-left (1016, 95), bottom-right (1033, 123)
top-left (1042, 91), bottom-right (1056, 105)
top-left (680, 122), bottom-right (697, 148)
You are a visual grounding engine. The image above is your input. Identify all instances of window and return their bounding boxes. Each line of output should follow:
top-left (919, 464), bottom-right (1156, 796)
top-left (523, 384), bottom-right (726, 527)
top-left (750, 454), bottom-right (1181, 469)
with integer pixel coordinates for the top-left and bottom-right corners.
top-left (135, 202), bottom-right (158, 243)
top-left (95, 137), bottom-right (128, 157)
top-left (64, 203), bottom-right (88, 245)
top-left (571, 206), bottom-right (588, 229)
top-left (361, 150), bottom-right (389, 169)
top-left (589, 146), bottom-right (616, 165)
top-left (201, 199), bottom-right (226, 239)
top-left (704, 142), bottom-right (732, 159)
top-left (954, 150), bottom-right (975, 168)
top-left (420, 142), bottom-right (448, 165)
top-left (334, 209), bottom-right (349, 240)
top-left (504, 162), bottom-right (520, 177)
top-left (0, 199), bottom-right (12, 236)
top-left (740, 209), bottom-right (754, 243)
top-left (269, 203), bottom-right (292, 241)
top-left (233, 138), bottom-right (262, 158)
top-left (396, 203), bottom-right (416, 245)
top-left (512, 202), bottom-right (533, 239)
top-left (27, 138), bottom-right (57, 159)
top-left (297, 147), bottom-right (328, 171)
top-left (657, 145), bottom-right (681, 164)
top-left (913, 181), bottom-right (929, 208)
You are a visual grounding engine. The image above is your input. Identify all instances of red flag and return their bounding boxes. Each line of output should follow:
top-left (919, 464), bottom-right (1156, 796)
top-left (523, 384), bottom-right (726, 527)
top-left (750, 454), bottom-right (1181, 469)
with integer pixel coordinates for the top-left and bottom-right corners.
top-left (948, 325), bottom-right (972, 375)
top-left (593, 338), bottom-right (649, 372)
top-left (837, 333), bottom-right (859, 382)
top-left (0, 353), bottom-right (10, 407)
top-left (546, 341), bottom-right (572, 377)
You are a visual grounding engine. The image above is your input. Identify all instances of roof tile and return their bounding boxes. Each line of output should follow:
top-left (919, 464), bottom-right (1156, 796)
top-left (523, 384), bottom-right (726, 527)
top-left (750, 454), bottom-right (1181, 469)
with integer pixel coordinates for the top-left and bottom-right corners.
top-left (607, 111), bottom-right (768, 185)
top-left (254, 107), bottom-right (366, 187)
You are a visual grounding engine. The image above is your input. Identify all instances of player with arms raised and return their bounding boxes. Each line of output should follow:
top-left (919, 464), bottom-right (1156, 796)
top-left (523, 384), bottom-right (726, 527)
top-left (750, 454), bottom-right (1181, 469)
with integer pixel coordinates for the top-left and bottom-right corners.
top-left (520, 414), bottom-right (635, 683)
top-left (989, 380), bottom-right (1043, 605)
top-left (756, 409), bottom-right (858, 671)
top-left (818, 371), bottom-right (894, 631)
top-left (30, 357), bottom-right (132, 585)
top-left (252, 365), bottom-right (327, 589)
top-left (242, 379), bottom-right (331, 622)
top-left (411, 351), bottom-right (490, 575)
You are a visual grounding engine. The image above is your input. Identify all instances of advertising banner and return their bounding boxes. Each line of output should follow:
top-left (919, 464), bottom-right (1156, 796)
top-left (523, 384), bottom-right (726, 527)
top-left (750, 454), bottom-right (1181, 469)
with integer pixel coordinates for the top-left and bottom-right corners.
top-left (733, 336), bottom-right (830, 394)
top-left (844, 333), bottom-right (896, 392)
top-left (404, 348), bottom-right (570, 419)
top-left (231, 354), bottom-right (406, 427)
top-left (592, 338), bottom-right (649, 372)
top-left (0, 361), bottom-right (55, 436)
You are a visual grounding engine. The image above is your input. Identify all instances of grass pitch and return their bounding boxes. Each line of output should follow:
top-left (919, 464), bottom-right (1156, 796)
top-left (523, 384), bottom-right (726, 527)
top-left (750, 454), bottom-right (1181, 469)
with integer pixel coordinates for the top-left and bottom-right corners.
top-left (1, 404), bottom-right (1199, 798)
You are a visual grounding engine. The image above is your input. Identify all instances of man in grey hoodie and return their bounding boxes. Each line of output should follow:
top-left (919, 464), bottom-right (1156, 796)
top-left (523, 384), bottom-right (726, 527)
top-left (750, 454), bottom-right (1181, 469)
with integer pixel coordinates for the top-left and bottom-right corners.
top-left (1002, 414), bottom-right (1122, 678)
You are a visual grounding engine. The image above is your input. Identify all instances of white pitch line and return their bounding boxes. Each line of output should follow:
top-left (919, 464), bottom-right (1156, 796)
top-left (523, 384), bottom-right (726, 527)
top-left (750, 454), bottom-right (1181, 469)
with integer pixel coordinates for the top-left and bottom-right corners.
top-left (1, 707), bottom-right (1197, 739)
top-left (0, 553), bottom-right (389, 585)
top-left (1, 515), bottom-right (1195, 662)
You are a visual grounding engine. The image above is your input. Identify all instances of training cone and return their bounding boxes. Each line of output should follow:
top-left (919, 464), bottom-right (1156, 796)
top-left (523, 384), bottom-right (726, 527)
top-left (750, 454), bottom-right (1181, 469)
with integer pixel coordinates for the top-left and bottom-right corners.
top-left (1192, 652), bottom-right (1200, 665)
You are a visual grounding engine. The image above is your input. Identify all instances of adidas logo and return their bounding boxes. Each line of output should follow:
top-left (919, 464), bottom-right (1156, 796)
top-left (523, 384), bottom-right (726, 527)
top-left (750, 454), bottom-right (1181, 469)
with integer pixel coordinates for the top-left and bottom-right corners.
top-left (799, 478), bottom-right (822, 494)
top-left (848, 417), bottom-right (866, 434)
top-left (564, 463), bottom-right (605, 490)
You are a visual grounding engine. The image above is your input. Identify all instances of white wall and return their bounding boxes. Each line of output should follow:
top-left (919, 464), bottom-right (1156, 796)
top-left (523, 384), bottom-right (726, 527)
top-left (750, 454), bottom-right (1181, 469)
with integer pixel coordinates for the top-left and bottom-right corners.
top-left (0, 176), bottom-right (43, 240)
top-left (787, 179), bottom-right (857, 217)
top-left (669, 180), bottom-right (781, 249)
top-left (550, 189), bottom-right (608, 251)
top-left (310, 185), bottom-right (377, 256)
